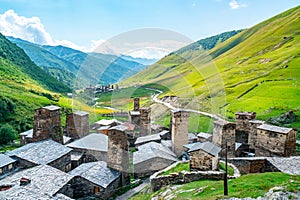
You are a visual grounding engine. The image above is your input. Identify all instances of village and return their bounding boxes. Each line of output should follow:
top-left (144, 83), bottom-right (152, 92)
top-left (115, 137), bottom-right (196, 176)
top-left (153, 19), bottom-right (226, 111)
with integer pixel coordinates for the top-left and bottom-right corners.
top-left (0, 97), bottom-right (298, 199)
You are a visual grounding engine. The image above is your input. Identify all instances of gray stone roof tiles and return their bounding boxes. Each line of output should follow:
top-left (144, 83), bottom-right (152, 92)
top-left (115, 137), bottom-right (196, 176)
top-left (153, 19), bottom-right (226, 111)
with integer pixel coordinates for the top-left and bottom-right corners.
top-left (0, 154), bottom-right (16, 168)
top-left (133, 142), bottom-right (177, 165)
top-left (69, 161), bottom-right (120, 188)
top-left (43, 105), bottom-right (61, 111)
top-left (19, 129), bottom-right (33, 138)
top-left (197, 132), bottom-right (212, 139)
top-left (0, 165), bottom-right (73, 199)
top-left (188, 141), bottom-right (221, 156)
top-left (134, 134), bottom-right (161, 146)
top-left (249, 120), bottom-right (265, 124)
top-left (5, 139), bottom-right (72, 165)
top-left (257, 124), bottom-right (293, 134)
top-left (66, 133), bottom-right (108, 152)
top-left (109, 125), bottom-right (128, 132)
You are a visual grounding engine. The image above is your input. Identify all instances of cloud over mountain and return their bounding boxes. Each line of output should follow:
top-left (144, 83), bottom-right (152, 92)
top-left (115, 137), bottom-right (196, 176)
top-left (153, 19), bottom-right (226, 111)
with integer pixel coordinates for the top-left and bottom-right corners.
top-left (0, 9), bottom-right (87, 51)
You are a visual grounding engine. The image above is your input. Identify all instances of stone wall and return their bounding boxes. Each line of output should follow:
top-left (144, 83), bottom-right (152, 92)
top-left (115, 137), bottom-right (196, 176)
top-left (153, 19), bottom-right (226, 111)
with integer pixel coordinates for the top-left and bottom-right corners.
top-left (15, 157), bottom-right (37, 169)
top-left (212, 120), bottom-right (236, 158)
top-left (255, 129), bottom-right (295, 157)
top-left (133, 98), bottom-right (140, 111)
top-left (107, 128), bottom-right (130, 186)
top-left (228, 157), bottom-right (280, 174)
top-left (235, 112), bottom-right (256, 144)
top-left (69, 148), bottom-right (107, 163)
top-left (48, 152), bottom-right (72, 172)
top-left (150, 161), bottom-right (224, 192)
top-left (190, 150), bottom-right (219, 171)
top-left (139, 108), bottom-right (151, 136)
top-left (70, 176), bottom-right (120, 200)
top-left (171, 110), bottom-right (189, 157)
top-left (248, 120), bottom-right (264, 150)
top-left (134, 157), bottom-right (176, 178)
top-left (33, 106), bottom-right (63, 144)
top-left (65, 112), bottom-right (89, 139)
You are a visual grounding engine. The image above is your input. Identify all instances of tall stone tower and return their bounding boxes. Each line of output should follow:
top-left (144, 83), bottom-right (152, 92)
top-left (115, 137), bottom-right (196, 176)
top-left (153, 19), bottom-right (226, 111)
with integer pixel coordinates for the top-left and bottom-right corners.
top-left (171, 109), bottom-right (189, 157)
top-left (65, 111), bottom-right (89, 139)
top-left (107, 126), bottom-right (130, 186)
top-left (139, 108), bottom-right (151, 137)
top-left (235, 112), bottom-right (256, 143)
top-left (212, 120), bottom-right (236, 158)
top-left (133, 98), bottom-right (140, 111)
top-left (33, 105), bottom-right (63, 144)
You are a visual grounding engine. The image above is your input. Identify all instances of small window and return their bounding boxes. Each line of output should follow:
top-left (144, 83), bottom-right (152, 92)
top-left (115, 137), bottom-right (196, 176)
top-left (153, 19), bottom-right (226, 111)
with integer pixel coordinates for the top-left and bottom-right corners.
top-left (0, 168), bottom-right (2, 174)
top-left (94, 186), bottom-right (100, 194)
top-left (8, 164), bottom-right (13, 170)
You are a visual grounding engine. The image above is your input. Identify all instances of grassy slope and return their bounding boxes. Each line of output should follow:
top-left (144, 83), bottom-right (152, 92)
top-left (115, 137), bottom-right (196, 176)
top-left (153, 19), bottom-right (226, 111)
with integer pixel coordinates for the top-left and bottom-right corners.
top-left (131, 172), bottom-right (300, 200)
top-left (0, 34), bottom-right (110, 133)
top-left (120, 6), bottom-right (300, 129)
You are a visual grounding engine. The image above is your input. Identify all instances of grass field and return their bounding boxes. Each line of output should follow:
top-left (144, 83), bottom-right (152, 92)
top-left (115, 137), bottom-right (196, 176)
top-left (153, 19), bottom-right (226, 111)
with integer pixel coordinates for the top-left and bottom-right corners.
top-left (130, 172), bottom-right (300, 200)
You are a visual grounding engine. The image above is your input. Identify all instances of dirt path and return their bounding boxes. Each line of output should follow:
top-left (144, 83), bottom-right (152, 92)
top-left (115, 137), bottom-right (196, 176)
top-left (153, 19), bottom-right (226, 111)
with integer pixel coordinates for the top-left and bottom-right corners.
top-left (146, 87), bottom-right (223, 121)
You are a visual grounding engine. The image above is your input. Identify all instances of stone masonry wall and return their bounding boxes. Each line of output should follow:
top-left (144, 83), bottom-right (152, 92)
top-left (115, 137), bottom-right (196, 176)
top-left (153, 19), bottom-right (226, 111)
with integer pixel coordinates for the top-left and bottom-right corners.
top-left (65, 112), bottom-right (89, 139)
top-left (33, 107), bottom-right (63, 144)
top-left (212, 121), bottom-right (236, 158)
top-left (190, 150), bottom-right (218, 171)
top-left (150, 161), bottom-right (224, 192)
top-left (171, 110), bottom-right (189, 157)
top-left (48, 152), bottom-right (71, 172)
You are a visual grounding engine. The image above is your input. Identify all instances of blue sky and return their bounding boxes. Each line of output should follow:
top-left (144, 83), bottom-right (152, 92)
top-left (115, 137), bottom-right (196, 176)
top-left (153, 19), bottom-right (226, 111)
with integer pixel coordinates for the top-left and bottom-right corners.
top-left (0, 0), bottom-right (299, 54)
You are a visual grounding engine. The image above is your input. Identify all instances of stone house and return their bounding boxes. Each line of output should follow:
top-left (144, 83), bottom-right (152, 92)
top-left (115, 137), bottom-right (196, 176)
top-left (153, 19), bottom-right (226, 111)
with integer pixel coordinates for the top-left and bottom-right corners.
top-left (248, 120), bottom-right (265, 153)
top-left (107, 125), bottom-right (130, 186)
top-left (197, 132), bottom-right (212, 143)
top-left (66, 133), bottom-right (108, 163)
top-left (212, 120), bottom-right (236, 158)
top-left (33, 105), bottom-right (63, 144)
top-left (133, 142), bottom-right (177, 177)
top-left (235, 112), bottom-right (256, 144)
top-left (5, 139), bottom-right (72, 172)
top-left (91, 119), bottom-right (120, 131)
top-left (0, 165), bottom-right (74, 199)
top-left (19, 129), bottom-right (33, 145)
top-left (171, 109), bottom-right (190, 157)
top-left (65, 111), bottom-right (89, 139)
top-left (0, 154), bottom-right (16, 178)
top-left (134, 133), bottom-right (161, 146)
top-left (20, 129), bottom-right (71, 145)
top-left (255, 124), bottom-right (296, 157)
top-left (68, 161), bottom-right (120, 199)
top-left (188, 141), bottom-right (221, 171)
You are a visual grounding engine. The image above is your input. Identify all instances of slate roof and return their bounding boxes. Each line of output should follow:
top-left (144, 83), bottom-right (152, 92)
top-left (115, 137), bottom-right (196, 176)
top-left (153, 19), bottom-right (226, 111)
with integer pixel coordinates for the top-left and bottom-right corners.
top-left (109, 125), bottom-right (128, 132)
top-left (69, 161), bottom-right (120, 188)
top-left (129, 111), bottom-right (140, 116)
top-left (249, 120), bottom-right (265, 124)
top-left (5, 139), bottom-right (72, 165)
top-left (66, 133), bottom-right (108, 152)
top-left (197, 132), bottom-right (212, 139)
top-left (74, 110), bottom-right (89, 116)
top-left (97, 125), bottom-right (111, 131)
top-left (63, 136), bottom-right (72, 144)
top-left (134, 134), bottom-right (161, 146)
top-left (43, 105), bottom-right (61, 111)
top-left (19, 129), bottom-right (33, 138)
top-left (0, 165), bottom-right (73, 198)
top-left (188, 133), bottom-right (197, 140)
top-left (158, 130), bottom-right (170, 137)
top-left (257, 124), bottom-right (293, 134)
top-left (0, 154), bottom-right (16, 168)
top-left (235, 142), bottom-right (243, 150)
top-left (122, 122), bottom-right (135, 131)
top-left (95, 119), bottom-right (119, 126)
top-left (133, 142), bottom-right (177, 165)
top-left (183, 142), bottom-right (202, 150)
top-left (188, 141), bottom-right (221, 157)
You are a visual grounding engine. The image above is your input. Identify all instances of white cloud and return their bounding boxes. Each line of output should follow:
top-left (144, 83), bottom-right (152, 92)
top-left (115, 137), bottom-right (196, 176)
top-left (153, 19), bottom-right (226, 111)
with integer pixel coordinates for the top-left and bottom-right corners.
top-left (0, 9), bottom-right (90, 52)
top-left (229, 0), bottom-right (247, 9)
top-left (126, 48), bottom-right (169, 60)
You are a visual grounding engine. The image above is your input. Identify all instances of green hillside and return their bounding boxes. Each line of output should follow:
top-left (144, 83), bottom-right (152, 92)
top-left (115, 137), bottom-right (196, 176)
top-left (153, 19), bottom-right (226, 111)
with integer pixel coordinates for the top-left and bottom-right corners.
top-left (120, 6), bottom-right (300, 129)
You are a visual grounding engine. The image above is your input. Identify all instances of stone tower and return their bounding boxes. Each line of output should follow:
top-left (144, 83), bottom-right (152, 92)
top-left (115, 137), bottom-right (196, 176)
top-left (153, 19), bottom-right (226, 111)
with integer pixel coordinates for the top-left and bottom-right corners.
top-left (212, 120), bottom-right (236, 158)
top-left (65, 111), bottom-right (89, 139)
top-left (248, 120), bottom-right (265, 152)
top-left (107, 126), bottom-right (130, 186)
top-left (33, 105), bottom-right (63, 144)
top-left (171, 109), bottom-right (189, 157)
top-left (139, 108), bottom-right (151, 137)
top-left (133, 98), bottom-right (140, 111)
top-left (235, 112), bottom-right (256, 143)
